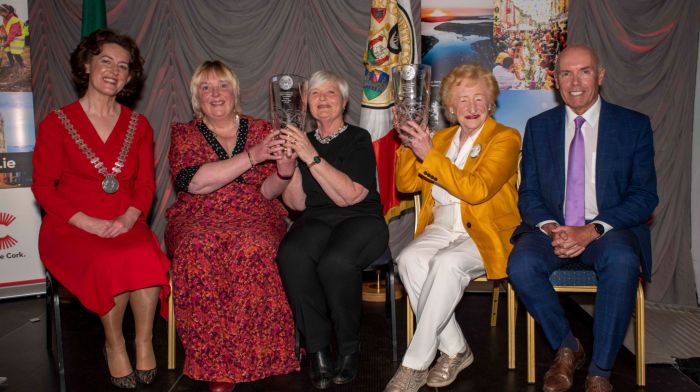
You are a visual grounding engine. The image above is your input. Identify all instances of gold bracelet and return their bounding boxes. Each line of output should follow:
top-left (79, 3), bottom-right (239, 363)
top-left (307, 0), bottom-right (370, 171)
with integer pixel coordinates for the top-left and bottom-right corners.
top-left (246, 150), bottom-right (256, 168)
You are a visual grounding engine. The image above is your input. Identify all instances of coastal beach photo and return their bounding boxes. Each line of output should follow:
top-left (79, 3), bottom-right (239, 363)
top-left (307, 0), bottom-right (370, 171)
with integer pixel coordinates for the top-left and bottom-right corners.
top-left (421, 0), bottom-right (495, 128)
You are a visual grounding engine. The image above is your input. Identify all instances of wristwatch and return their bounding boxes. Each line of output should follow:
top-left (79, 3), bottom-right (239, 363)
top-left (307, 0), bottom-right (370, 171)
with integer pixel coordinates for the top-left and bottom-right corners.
top-left (307, 155), bottom-right (322, 168)
top-left (593, 223), bottom-right (605, 237)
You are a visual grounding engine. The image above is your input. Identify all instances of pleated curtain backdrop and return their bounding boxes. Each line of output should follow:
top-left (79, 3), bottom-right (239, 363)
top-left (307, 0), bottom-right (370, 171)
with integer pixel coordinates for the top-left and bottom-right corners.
top-left (29, 0), bottom-right (698, 305)
top-left (29, 0), bottom-right (393, 243)
top-left (568, 0), bottom-right (700, 305)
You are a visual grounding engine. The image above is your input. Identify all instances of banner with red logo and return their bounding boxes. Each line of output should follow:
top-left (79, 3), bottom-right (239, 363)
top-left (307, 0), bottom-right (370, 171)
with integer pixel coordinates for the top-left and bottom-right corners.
top-left (0, 0), bottom-right (43, 298)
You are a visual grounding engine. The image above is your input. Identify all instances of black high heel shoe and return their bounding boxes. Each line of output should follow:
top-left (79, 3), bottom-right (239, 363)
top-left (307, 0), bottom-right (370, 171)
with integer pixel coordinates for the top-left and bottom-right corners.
top-left (333, 351), bottom-right (360, 384)
top-left (102, 346), bottom-right (136, 389)
top-left (135, 368), bottom-right (157, 385)
top-left (309, 348), bottom-right (334, 390)
top-left (133, 340), bottom-right (157, 384)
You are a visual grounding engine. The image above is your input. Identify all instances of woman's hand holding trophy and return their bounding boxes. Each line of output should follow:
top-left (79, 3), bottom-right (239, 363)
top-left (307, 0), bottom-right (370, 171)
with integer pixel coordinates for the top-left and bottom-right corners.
top-left (392, 64), bottom-right (432, 161)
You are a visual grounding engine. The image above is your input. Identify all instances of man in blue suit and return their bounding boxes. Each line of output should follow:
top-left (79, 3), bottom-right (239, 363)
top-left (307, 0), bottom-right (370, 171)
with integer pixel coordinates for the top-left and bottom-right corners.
top-left (507, 44), bottom-right (658, 392)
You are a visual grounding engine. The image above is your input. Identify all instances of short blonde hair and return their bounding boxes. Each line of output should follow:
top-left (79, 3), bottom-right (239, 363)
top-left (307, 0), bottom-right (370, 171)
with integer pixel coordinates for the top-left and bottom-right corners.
top-left (440, 64), bottom-right (500, 124)
top-left (189, 60), bottom-right (241, 119)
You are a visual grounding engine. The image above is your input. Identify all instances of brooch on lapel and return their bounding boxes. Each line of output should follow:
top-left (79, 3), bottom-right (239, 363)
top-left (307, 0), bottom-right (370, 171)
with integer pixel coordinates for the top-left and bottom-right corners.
top-left (469, 144), bottom-right (482, 158)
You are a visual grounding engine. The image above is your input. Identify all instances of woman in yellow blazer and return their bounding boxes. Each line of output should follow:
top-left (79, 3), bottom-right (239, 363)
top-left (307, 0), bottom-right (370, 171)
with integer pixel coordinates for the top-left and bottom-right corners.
top-left (384, 64), bottom-right (521, 392)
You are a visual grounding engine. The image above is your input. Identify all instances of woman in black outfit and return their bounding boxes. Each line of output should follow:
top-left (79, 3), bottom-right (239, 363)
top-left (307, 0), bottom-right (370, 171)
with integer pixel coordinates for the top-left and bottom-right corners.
top-left (276, 70), bottom-right (389, 390)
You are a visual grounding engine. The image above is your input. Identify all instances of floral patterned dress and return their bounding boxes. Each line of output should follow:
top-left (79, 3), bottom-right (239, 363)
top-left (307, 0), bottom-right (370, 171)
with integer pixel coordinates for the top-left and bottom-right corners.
top-left (165, 116), bottom-right (298, 383)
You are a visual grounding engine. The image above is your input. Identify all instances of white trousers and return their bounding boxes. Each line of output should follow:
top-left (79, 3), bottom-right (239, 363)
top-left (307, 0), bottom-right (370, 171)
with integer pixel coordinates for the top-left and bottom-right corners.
top-left (397, 222), bottom-right (485, 370)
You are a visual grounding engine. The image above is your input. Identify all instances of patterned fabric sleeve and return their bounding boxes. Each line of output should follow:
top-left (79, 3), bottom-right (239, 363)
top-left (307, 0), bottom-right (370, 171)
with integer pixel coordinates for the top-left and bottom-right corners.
top-left (169, 121), bottom-right (204, 192)
top-left (174, 165), bottom-right (200, 191)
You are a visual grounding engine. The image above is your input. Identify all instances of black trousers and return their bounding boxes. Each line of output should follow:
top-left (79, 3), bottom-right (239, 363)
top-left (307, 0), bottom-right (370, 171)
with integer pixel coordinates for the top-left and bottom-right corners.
top-left (276, 213), bottom-right (388, 355)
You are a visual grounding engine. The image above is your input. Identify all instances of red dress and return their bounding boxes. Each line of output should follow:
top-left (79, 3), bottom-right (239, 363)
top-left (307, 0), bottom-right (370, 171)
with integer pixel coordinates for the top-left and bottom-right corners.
top-left (32, 101), bottom-right (170, 317)
top-left (165, 117), bottom-right (298, 383)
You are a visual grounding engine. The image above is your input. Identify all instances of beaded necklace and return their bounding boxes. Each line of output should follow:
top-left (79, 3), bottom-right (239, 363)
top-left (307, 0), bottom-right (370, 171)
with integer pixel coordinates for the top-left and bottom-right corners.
top-left (314, 123), bottom-right (348, 144)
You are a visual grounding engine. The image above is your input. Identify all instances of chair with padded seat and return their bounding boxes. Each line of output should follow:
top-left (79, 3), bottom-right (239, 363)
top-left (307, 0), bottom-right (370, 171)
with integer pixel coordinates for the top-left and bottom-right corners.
top-left (525, 262), bottom-right (646, 386)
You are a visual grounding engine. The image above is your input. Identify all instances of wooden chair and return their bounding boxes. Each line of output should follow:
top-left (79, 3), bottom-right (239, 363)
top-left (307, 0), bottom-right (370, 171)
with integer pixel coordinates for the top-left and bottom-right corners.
top-left (525, 262), bottom-right (646, 386)
top-left (405, 194), bottom-right (517, 369)
top-left (45, 270), bottom-right (67, 392)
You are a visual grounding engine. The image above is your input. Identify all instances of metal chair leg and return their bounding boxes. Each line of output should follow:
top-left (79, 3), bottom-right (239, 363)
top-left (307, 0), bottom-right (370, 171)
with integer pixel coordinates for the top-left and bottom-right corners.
top-left (46, 271), bottom-right (66, 392)
top-left (406, 298), bottom-right (414, 346)
top-left (507, 282), bottom-right (516, 370)
top-left (526, 312), bottom-right (535, 384)
top-left (167, 275), bottom-right (176, 370)
top-left (388, 263), bottom-right (397, 362)
top-left (636, 282), bottom-right (646, 386)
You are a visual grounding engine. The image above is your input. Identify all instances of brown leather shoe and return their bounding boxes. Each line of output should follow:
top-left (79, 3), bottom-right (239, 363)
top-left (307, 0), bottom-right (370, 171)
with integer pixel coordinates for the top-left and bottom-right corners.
top-left (585, 375), bottom-right (613, 392)
top-left (542, 339), bottom-right (586, 392)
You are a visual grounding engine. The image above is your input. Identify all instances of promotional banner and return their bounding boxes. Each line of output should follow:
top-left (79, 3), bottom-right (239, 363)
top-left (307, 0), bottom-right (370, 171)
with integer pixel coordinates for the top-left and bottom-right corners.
top-left (421, 0), bottom-right (568, 133)
top-left (0, 0), bottom-right (44, 298)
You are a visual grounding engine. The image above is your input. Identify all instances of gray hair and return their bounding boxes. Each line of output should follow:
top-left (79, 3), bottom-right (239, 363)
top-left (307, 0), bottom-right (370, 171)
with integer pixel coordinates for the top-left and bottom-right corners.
top-left (308, 70), bottom-right (349, 102)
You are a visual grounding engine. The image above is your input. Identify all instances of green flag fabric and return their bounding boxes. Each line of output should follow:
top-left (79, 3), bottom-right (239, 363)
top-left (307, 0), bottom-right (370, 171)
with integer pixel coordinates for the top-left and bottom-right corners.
top-left (81, 0), bottom-right (107, 38)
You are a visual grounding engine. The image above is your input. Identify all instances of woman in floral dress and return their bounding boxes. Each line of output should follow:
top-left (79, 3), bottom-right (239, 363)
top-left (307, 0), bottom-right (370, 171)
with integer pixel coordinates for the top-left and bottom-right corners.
top-left (165, 61), bottom-right (298, 392)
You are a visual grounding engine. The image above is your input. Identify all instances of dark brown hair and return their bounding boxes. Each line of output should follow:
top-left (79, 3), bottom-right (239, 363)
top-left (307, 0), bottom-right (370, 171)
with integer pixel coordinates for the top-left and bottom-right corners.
top-left (70, 29), bottom-right (144, 98)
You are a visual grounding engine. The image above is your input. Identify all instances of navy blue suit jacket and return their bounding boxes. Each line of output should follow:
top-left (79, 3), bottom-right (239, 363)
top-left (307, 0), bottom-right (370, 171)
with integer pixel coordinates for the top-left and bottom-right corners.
top-left (512, 99), bottom-right (658, 281)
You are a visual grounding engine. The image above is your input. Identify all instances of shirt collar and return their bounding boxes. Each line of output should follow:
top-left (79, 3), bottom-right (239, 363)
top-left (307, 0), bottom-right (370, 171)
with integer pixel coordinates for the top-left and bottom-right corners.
top-left (452, 122), bottom-right (485, 149)
top-left (565, 95), bottom-right (601, 129)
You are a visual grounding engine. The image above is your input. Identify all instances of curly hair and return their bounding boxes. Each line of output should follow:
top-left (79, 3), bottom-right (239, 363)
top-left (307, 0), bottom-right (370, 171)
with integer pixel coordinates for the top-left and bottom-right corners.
top-left (440, 63), bottom-right (499, 124)
top-left (69, 29), bottom-right (144, 98)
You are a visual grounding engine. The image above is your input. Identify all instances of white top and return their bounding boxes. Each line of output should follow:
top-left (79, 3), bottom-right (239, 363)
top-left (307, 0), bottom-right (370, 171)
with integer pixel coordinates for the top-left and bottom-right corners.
top-left (431, 124), bottom-right (483, 233)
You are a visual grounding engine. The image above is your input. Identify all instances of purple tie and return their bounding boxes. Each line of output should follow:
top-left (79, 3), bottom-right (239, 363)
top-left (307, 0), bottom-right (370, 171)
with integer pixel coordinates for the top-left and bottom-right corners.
top-left (565, 116), bottom-right (586, 226)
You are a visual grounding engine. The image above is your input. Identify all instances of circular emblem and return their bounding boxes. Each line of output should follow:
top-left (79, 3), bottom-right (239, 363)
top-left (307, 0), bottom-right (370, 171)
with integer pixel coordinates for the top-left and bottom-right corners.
top-left (469, 144), bottom-right (482, 158)
top-left (279, 75), bottom-right (294, 90)
top-left (402, 65), bottom-right (416, 81)
top-left (102, 175), bottom-right (119, 194)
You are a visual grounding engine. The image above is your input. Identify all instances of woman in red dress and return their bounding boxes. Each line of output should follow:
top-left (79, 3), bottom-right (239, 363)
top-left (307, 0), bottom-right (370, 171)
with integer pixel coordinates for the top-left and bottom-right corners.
top-left (165, 61), bottom-right (298, 392)
top-left (32, 30), bottom-right (170, 389)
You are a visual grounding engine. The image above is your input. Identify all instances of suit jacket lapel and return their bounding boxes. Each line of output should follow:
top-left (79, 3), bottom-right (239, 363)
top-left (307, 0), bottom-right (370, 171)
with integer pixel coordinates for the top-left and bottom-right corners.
top-left (549, 106), bottom-right (566, 203)
top-left (596, 99), bottom-right (614, 206)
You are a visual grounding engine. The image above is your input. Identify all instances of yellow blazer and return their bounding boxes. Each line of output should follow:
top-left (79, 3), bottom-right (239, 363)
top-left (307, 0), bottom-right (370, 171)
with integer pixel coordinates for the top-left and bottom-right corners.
top-left (395, 117), bottom-right (521, 279)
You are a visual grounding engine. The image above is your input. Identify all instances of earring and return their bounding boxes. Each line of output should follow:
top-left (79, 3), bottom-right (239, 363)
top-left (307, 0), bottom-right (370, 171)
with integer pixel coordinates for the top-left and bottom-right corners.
top-left (449, 108), bottom-right (455, 114)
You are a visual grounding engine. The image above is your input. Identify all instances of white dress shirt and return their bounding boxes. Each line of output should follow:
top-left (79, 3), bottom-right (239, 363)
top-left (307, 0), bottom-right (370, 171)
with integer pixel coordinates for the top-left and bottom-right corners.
top-left (538, 97), bottom-right (612, 234)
